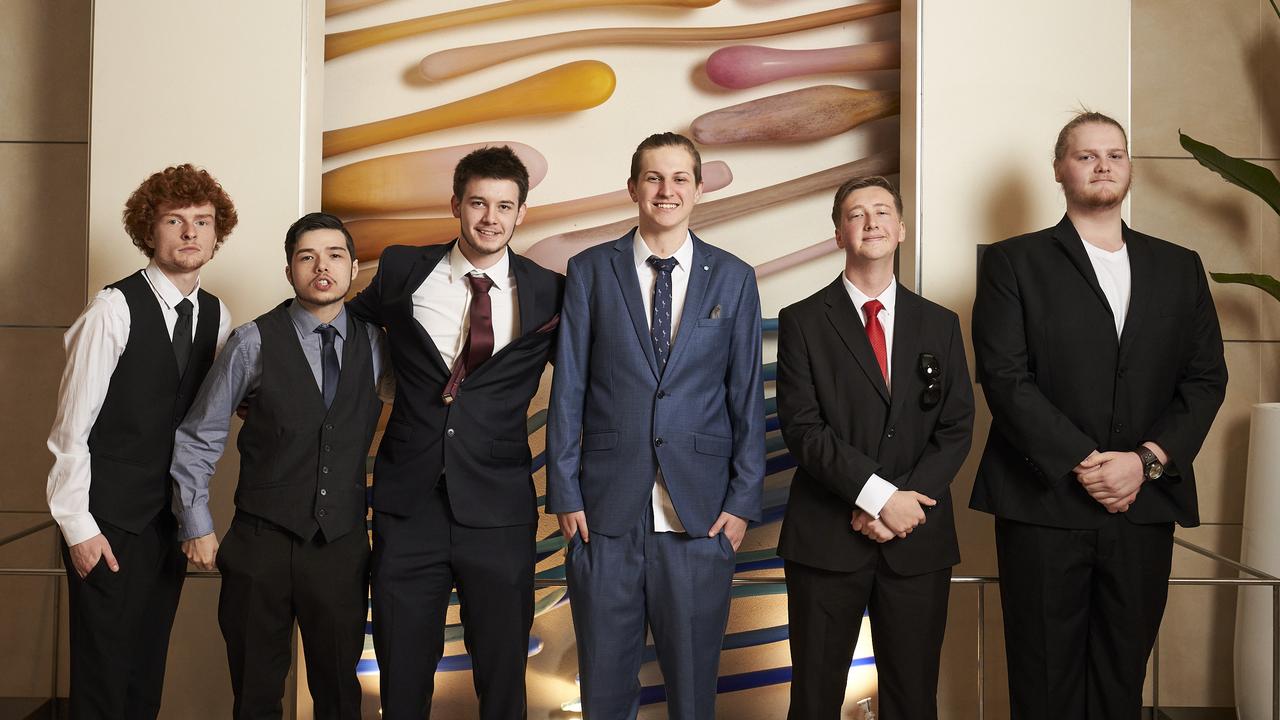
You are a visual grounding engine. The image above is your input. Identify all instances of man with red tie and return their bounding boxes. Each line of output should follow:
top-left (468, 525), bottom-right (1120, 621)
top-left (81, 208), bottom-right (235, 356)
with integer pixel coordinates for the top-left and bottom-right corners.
top-left (776, 176), bottom-right (974, 719)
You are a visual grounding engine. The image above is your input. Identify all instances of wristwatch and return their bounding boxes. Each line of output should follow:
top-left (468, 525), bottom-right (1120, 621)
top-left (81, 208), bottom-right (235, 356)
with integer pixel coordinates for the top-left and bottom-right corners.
top-left (1136, 445), bottom-right (1164, 481)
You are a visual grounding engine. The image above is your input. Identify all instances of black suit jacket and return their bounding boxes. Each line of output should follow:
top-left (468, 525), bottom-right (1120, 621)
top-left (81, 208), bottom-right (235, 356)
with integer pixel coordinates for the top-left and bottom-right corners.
top-left (349, 242), bottom-right (564, 526)
top-left (969, 216), bottom-right (1228, 529)
top-left (776, 278), bottom-right (974, 576)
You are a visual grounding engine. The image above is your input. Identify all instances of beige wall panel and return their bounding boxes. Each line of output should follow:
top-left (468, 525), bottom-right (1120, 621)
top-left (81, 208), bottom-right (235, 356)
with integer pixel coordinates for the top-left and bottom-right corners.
top-left (1190, 342), bottom-right (1259, 524)
top-left (0, 144), bottom-right (88, 327)
top-left (1154, 524), bottom-right (1244, 707)
top-left (1132, 0), bottom-right (1260, 159)
top-left (1257, 0), bottom-right (1280, 158)
top-left (1257, 161), bottom-right (1280, 344)
top-left (0, 515), bottom-right (62, 699)
top-left (0, 0), bottom-right (90, 142)
top-left (0, 328), bottom-right (67, 512)
top-left (1131, 158), bottom-right (1266, 341)
top-left (1264, 344), bottom-right (1280, 401)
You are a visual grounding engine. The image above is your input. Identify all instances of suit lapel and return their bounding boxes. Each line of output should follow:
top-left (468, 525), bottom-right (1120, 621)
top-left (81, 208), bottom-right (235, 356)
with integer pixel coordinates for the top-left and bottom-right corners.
top-left (511, 249), bottom-right (538, 339)
top-left (823, 277), bottom-right (890, 405)
top-left (663, 234), bottom-right (710, 374)
top-left (610, 230), bottom-right (660, 379)
top-left (403, 243), bottom-right (451, 377)
top-left (887, 286), bottom-right (921, 426)
top-left (1117, 223), bottom-right (1151, 356)
top-left (1051, 215), bottom-right (1114, 326)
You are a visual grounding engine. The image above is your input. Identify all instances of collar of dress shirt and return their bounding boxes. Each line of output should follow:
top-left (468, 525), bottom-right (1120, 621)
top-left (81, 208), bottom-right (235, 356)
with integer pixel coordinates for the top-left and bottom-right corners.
top-left (632, 230), bottom-right (694, 273)
top-left (449, 244), bottom-right (512, 292)
top-left (143, 261), bottom-right (201, 310)
top-left (289, 298), bottom-right (346, 340)
top-left (842, 273), bottom-right (898, 321)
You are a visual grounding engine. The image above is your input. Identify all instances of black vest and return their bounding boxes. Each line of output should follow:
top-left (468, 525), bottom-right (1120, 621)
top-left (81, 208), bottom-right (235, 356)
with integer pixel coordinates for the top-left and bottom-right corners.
top-left (88, 271), bottom-right (220, 533)
top-left (234, 301), bottom-right (381, 542)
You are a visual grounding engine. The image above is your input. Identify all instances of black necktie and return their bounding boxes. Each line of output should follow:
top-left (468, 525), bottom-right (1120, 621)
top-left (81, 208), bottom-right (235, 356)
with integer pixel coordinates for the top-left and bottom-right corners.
top-left (647, 256), bottom-right (679, 372)
top-left (316, 324), bottom-right (340, 409)
top-left (172, 298), bottom-right (193, 377)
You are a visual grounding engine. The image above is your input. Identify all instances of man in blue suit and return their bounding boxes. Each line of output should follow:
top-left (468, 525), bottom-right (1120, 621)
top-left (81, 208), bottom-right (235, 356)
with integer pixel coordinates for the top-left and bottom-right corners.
top-left (547, 132), bottom-right (765, 719)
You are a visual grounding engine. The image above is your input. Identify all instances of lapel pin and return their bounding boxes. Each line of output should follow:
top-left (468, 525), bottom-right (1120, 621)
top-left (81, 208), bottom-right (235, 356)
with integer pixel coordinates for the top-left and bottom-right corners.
top-left (702, 265), bottom-right (709, 271)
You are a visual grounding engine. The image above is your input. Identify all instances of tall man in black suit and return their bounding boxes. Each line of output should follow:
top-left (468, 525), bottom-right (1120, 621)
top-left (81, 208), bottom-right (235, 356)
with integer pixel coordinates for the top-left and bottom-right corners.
top-left (171, 213), bottom-right (387, 719)
top-left (970, 112), bottom-right (1228, 718)
top-left (46, 164), bottom-right (236, 719)
top-left (777, 176), bottom-right (974, 719)
top-left (348, 145), bottom-right (564, 719)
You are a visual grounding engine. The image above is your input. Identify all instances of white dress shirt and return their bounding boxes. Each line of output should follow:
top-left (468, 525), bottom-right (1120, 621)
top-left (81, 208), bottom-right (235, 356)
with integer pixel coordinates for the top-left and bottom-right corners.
top-left (1081, 239), bottom-right (1131, 338)
top-left (633, 231), bottom-right (695, 533)
top-left (842, 273), bottom-right (900, 519)
top-left (47, 263), bottom-right (232, 546)
top-left (412, 246), bottom-right (519, 370)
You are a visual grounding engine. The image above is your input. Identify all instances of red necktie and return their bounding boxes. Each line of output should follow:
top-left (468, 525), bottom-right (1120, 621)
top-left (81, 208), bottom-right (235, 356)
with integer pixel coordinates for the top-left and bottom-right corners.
top-left (442, 273), bottom-right (494, 405)
top-left (862, 299), bottom-right (889, 385)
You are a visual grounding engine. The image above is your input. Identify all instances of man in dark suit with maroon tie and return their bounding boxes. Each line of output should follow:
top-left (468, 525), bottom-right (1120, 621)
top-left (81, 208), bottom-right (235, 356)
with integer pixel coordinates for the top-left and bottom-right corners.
top-left (348, 146), bottom-right (564, 719)
top-left (777, 175), bottom-right (974, 719)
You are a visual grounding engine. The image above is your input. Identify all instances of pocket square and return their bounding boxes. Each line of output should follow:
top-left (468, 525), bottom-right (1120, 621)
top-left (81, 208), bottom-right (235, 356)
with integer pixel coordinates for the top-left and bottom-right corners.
top-left (709, 304), bottom-right (721, 320)
top-left (535, 313), bottom-right (560, 334)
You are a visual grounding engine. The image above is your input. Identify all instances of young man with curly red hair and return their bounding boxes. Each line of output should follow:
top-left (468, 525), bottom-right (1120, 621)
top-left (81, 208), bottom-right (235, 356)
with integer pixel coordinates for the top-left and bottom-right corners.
top-left (47, 163), bottom-right (237, 719)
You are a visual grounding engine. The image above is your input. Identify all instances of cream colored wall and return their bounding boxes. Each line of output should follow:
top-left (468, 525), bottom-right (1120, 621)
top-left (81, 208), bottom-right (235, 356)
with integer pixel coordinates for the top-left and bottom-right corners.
top-left (83, 1), bottom-right (323, 716)
top-left (1130, 0), bottom-right (1280, 708)
top-left (910, 2), bottom-right (1131, 717)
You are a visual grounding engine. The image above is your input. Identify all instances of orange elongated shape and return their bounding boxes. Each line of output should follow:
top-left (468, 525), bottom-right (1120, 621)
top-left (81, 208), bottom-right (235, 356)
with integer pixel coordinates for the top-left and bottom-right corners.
top-left (419, 1), bottom-right (899, 80)
top-left (347, 160), bottom-right (734, 261)
top-left (323, 60), bottom-right (616, 158)
top-left (691, 85), bottom-right (900, 145)
top-left (322, 142), bottom-right (548, 215)
top-left (326, 0), bottom-right (720, 60)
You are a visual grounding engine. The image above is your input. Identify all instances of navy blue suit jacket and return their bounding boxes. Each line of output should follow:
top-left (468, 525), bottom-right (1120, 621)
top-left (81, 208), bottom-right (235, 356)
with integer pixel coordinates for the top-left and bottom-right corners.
top-left (546, 229), bottom-right (765, 537)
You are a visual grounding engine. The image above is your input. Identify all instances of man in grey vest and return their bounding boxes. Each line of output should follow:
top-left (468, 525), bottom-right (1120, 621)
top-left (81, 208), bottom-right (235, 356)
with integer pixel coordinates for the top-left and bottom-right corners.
top-left (171, 212), bottom-right (389, 719)
top-left (47, 164), bottom-right (236, 719)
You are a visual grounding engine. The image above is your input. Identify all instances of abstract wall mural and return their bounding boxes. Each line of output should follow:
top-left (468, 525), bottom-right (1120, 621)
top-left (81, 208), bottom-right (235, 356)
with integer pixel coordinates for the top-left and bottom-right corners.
top-left (323, 0), bottom-right (901, 716)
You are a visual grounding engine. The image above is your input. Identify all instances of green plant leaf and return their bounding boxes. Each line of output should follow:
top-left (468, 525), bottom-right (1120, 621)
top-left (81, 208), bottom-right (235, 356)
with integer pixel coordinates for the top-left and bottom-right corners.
top-left (1209, 272), bottom-right (1280, 302)
top-left (1179, 132), bottom-right (1280, 217)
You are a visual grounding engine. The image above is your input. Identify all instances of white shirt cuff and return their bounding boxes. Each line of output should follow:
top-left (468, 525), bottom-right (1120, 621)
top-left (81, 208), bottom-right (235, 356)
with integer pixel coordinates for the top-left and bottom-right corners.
top-left (855, 474), bottom-right (897, 518)
top-left (59, 513), bottom-right (102, 547)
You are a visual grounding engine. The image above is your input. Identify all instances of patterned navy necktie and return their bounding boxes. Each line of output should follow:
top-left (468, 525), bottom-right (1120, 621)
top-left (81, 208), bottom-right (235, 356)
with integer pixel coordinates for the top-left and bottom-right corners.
top-left (316, 324), bottom-right (339, 409)
top-left (647, 255), bottom-right (679, 372)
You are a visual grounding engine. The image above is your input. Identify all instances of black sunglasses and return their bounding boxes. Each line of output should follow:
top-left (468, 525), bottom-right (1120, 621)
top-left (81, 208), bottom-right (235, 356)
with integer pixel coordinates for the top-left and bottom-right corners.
top-left (919, 353), bottom-right (941, 408)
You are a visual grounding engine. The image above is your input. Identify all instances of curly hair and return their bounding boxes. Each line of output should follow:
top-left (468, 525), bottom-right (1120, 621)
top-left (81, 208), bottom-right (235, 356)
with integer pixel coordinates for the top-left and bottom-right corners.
top-left (122, 164), bottom-right (238, 257)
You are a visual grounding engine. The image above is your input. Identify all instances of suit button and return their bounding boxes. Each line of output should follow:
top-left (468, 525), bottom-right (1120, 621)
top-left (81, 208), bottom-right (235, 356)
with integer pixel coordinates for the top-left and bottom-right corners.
top-left (655, 438), bottom-right (664, 447)
top-left (320, 488), bottom-right (327, 496)
top-left (325, 424), bottom-right (334, 431)
top-left (322, 466), bottom-right (330, 474)
top-left (1117, 368), bottom-right (1126, 378)
top-left (1113, 423), bottom-right (1124, 434)
top-left (657, 390), bottom-right (667, 399)
top-left (323, 444), bottom-right (332, 452)
top-left (447, 428), bottom-right (455, 438)
top-left (318, 509), bottom-right (328, 517)
top-left (886, 426), bottom-right (896, 438)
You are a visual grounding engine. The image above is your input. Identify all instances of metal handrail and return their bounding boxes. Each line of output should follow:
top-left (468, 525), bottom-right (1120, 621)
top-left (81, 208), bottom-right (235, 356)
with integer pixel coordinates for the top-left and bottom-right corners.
top-left (1, 536), bottom-right (1275, 719)
top-left (0, 519), bottom-right (55, 549)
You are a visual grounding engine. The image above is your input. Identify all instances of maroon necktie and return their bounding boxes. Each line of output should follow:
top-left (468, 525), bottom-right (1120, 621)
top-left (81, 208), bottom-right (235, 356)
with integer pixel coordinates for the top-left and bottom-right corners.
top-left (862, 299), bottom-right (889, 386)
top-left (442, 273), bottom-right (494, 405)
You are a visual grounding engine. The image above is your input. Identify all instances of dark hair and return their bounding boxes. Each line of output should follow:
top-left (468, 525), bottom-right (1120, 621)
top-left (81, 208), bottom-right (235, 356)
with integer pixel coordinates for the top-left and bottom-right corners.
top-left (629, 132), bottom-right (703, 185)
top-left (284, 212), bottom-right (356, 262)
top-left (452, 145), bottom-right (530, 206)
top-left (1053, 110), bottom-right (1128, 163)
top-left (831, 175), bottom-right (903, 224)
top-left (123, 164), bottom-right (238, 257)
